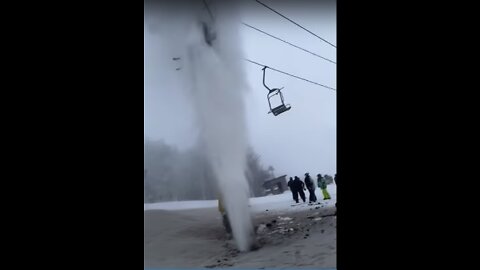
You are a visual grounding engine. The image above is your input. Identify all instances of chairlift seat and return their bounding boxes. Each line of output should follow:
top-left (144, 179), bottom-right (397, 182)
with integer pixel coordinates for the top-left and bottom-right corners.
top-left (262, 67), bottom-right (292, 116)
top-left (271, 104), bottom-right (291, 116)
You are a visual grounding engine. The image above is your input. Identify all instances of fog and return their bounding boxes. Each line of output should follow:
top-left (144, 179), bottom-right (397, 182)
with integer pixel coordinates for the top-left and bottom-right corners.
top-left (144, 0), bottom-right (336, 251)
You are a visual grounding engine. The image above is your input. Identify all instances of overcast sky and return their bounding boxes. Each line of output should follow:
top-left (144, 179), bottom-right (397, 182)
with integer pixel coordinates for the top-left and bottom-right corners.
top-left (144, 0), bottom-right (336, 178)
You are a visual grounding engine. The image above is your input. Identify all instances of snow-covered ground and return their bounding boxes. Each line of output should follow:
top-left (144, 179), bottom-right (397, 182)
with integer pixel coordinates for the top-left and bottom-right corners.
top-left (144, 200), bottom-right (217, 211)
top-left (144, 184), bottom-right (336, 268)
top-left (144, 184), bottom-right (336, 212)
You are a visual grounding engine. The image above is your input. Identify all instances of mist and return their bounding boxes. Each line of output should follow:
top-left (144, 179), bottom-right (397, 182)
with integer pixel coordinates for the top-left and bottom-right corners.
top-left (144, 0), bottom-right (336, 252)
top-left (144, 138), bottom-right (274, 202)
top-left (145, 0), bottom-right (336, 178)
top-left (145, 0), bottom-right (258, 251)
top-left (183, 1), bottom-right (254, 251)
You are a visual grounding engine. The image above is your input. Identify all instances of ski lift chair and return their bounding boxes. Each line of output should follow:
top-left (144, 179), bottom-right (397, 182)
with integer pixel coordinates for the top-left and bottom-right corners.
top-left (262, 67), bottom-right (291, 116)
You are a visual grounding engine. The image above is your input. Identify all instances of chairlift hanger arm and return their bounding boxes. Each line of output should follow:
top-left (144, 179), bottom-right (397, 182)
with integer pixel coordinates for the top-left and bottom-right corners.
top-left (263, 66), bottom-right (284, 93)
top-left (262, 66), bottom-right (272, 92)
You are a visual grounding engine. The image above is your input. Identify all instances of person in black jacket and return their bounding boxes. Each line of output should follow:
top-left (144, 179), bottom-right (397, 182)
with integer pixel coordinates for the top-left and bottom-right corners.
top-left (334, 173), bottom-right (337, 208)
top-left (292, 176), bottom-right (306, 203)
top-left (304, 172), bottom-right (317, 203)
top-left (287, 177), bottom-right (296, 202)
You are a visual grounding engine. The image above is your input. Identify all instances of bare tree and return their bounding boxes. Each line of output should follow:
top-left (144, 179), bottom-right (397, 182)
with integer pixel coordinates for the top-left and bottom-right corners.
top-left (144, 139), bottom-right (272, 202)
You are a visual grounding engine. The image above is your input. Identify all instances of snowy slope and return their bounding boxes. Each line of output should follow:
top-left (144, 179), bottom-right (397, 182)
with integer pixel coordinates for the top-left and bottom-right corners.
top-left (144, 184), bottom-right (337, 268)
top-left (144, 184), bottom-right (336, 213)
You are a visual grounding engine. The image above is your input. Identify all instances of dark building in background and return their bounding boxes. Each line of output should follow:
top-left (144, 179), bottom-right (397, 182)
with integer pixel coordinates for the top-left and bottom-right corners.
top-left (263, 175), bottom-right (288, 195)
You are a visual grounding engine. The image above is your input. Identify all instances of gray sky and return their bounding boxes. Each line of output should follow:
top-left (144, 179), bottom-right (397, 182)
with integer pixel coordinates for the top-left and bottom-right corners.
top-left (144, 0), bottom-right (336, 178)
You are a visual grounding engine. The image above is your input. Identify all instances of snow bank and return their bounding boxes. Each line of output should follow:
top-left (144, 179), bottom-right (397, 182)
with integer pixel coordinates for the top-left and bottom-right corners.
top-left (144, 184), bottom-right (337, 212)
top-left (144, 200), bottom-right (217, 211)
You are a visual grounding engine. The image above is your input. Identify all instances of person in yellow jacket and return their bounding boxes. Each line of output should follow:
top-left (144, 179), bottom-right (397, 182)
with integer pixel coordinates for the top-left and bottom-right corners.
top-left (218, 197), bottom-right (232, 234)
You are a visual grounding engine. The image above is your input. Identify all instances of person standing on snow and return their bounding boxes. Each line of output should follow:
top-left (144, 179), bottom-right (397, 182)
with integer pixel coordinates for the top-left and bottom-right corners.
top-left (334, 173), bottom-right (337, 208)
top-left (292, 176), bottom-right (306, 203)
top-left (317, 174), bottom-right (331, 200)
top-left (218, 197), bottom-right (232, 236)
top-left (304, 173), bottom-right (317, 203)
top-left (287, 177), bottom-right (296, 202)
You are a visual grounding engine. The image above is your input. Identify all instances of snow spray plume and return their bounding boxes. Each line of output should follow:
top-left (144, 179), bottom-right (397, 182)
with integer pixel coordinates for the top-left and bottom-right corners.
top-left (183, 0), bottom-right (254, 251)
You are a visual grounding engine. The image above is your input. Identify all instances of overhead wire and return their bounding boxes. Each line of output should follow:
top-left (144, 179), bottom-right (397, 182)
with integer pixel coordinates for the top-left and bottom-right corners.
top-left (254, 0), bottom-right (336, 48)
top-left (244, 59), bottom-right (336, 91)
top-left (242, 22), bottom-right (336, 64)
top-left (200, 1), bottom-right (336, 91)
